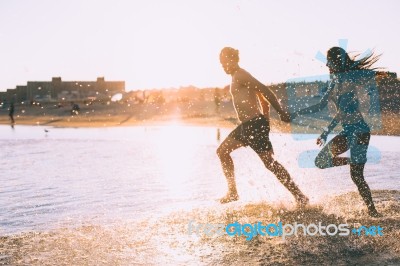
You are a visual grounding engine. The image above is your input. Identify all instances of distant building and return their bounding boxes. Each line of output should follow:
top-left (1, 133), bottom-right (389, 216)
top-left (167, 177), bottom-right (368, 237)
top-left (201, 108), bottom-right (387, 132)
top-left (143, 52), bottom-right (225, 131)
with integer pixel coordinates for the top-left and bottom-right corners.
top-left (0, 77), bottom-right (125, 103)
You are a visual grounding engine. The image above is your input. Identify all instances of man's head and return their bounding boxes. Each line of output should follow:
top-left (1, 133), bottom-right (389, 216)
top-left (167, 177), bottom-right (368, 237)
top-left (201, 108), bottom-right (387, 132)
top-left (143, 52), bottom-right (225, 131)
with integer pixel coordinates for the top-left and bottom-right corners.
top-left (220, 47), bottom-right (239, 75)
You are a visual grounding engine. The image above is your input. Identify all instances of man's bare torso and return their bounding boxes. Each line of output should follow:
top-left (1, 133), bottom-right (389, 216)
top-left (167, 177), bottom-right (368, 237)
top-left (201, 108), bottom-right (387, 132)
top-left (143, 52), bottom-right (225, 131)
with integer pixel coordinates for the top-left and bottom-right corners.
top-left (230, 68), bottom-right (263, 122)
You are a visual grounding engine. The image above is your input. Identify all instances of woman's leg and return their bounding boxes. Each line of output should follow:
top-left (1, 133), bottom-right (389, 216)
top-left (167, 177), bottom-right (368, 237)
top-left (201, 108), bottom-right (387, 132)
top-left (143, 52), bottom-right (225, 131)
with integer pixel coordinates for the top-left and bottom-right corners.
top-left (349, 132), bottom-right (381, 217)
top-left (315, 134), bottom-right (349, 169)
top-left (350, 163), bottom-right (380, 217)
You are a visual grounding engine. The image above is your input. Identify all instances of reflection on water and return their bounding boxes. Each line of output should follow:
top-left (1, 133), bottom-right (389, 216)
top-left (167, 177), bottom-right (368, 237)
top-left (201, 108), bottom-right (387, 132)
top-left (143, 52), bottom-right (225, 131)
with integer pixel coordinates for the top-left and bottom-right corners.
top-left (0, 125), bottom-right (399, 264)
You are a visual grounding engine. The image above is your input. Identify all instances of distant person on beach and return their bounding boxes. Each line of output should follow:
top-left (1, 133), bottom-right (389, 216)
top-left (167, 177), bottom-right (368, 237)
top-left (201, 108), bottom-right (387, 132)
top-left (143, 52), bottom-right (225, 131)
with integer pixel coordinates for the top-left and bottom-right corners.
top-left (292, 46), bottom-right (381, 217)
top-left (71, 102), bottom-right (80, 115)
top-left (217, 47), bottom-right (309, 206)
top-left (9, 102), bottom-right (15, 125)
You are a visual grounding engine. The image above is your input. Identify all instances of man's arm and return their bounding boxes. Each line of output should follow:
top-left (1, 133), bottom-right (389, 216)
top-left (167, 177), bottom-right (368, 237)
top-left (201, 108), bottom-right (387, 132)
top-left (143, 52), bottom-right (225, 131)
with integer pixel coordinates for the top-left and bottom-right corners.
top-left (255, 84), bottom-right (290, 122)
top-left (255, 84), bottom-right (285, 116)
top-left (257, 92), bottom-right (270, 118)
top-left (236, 70), bottom-right (288, 121)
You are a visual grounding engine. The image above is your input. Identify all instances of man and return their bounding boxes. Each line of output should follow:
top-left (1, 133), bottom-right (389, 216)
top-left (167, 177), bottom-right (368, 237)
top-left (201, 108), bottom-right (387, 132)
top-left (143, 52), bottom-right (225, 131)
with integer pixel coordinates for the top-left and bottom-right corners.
top-left (217, 47), bottom-right (308, 206)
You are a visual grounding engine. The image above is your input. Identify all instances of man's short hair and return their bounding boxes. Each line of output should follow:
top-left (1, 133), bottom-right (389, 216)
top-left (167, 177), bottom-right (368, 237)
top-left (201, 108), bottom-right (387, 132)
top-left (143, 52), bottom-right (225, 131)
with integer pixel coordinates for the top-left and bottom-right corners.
top-left (220, 47), bottom-right (239, 62)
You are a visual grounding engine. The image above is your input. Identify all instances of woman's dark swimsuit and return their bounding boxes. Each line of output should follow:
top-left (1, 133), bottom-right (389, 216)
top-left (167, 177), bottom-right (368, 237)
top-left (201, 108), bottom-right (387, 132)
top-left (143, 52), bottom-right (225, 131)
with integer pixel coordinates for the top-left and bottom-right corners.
top-left (335, 72), bottom-right (371, 164)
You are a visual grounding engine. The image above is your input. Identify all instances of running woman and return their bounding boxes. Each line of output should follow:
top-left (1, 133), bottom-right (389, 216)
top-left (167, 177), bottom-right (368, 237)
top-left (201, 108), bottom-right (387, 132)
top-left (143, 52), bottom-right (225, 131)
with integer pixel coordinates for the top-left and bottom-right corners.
top-left (292, 46), bottom-right (381, 217)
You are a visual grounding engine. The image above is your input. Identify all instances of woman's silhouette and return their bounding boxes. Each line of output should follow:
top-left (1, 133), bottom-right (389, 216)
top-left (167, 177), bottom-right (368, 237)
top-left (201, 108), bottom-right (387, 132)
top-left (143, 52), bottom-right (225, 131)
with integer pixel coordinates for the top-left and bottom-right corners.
top-left (293, 46), bottom-right (381, 217)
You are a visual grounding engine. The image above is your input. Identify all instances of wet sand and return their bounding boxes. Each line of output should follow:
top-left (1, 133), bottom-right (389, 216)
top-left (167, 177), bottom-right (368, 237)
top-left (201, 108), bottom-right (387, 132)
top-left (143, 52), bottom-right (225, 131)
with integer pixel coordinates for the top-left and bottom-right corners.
top-left (1, 190), bottom-right (399, 265)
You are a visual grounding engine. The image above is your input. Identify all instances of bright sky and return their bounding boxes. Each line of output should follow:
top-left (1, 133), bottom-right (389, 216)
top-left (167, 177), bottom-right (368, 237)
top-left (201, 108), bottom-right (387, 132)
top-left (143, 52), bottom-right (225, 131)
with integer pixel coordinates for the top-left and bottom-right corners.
top-left (0, 0), bottom-right (399, 91)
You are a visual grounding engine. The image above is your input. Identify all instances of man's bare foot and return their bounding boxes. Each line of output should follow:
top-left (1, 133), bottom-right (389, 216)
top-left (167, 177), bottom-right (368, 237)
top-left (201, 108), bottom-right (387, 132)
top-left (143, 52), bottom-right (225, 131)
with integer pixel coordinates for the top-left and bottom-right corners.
top-left (296, 195), bottom-right (309, 208)
top-left (368, 208), bottom-right (383, 218)
top-left (220, 193), bottom-right (239, 204)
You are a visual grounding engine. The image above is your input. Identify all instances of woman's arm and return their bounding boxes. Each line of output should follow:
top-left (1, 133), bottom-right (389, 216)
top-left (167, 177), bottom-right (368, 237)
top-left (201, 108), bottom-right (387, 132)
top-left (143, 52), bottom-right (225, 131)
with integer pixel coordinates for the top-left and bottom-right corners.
top-left (293, 80), bottom-right (335, 117)
top-left (317, 112), bottom-right (341, 146)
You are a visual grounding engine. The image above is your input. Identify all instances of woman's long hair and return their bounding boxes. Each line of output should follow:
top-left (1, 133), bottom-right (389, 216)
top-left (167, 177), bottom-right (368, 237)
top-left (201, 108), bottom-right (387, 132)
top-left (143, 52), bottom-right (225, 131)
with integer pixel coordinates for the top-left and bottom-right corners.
top-left (327, 46), bottom-right (381, 73)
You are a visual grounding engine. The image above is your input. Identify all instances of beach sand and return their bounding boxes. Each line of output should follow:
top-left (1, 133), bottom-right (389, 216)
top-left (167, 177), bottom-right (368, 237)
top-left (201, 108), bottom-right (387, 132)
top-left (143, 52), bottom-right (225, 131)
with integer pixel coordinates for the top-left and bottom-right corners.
top-left (1, 191), bottom-right (399, 265)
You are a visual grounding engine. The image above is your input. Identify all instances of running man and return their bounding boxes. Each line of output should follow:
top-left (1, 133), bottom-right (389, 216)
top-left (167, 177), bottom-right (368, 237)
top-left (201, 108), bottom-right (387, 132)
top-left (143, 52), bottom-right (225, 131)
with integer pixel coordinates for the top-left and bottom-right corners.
top-left (217, 47), bottom-right (309, 206)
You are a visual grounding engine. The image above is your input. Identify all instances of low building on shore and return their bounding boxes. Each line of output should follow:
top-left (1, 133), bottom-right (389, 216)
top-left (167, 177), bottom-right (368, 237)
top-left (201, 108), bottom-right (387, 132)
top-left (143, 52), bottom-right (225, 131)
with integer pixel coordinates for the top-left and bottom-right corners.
top-left (0, 77), bottom-right (125, 103)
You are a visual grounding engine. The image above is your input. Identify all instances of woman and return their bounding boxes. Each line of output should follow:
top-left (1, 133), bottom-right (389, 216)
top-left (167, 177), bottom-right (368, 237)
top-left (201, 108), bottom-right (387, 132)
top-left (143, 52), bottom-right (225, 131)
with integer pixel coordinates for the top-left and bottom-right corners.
top-left (293, 46), bottom-right (381, 217)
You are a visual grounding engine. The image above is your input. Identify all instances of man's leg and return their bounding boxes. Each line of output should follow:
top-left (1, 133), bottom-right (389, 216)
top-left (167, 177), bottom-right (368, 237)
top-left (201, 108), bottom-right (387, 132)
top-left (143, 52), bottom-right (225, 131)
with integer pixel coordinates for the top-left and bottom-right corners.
top-left (217, 136), bottom-right (245, 203)
top-left (315, 135), bottom-right (349, 169)
top-left (258, 151), bottom-right (309, 207)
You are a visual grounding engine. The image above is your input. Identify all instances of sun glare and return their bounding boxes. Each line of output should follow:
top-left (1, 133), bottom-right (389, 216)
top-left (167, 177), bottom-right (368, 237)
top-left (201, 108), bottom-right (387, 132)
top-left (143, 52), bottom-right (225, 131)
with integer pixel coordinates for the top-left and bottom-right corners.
top-left (152, 125), bottom-right (202, 200)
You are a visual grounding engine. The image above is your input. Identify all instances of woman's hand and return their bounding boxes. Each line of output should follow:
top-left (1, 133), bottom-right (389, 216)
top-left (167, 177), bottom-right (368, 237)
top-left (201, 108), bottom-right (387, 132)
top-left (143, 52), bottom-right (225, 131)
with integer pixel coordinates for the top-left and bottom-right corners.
top-left (316, 137), bottom-right (326, 146)
top-left (317, 128), bottom-right (329, 146)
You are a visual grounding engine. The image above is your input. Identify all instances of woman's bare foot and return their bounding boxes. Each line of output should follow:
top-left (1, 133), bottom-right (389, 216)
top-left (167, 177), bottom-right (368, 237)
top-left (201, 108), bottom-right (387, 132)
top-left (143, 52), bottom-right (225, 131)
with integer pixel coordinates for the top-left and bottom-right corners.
top-left (220, 192), bottom-right (239, 204)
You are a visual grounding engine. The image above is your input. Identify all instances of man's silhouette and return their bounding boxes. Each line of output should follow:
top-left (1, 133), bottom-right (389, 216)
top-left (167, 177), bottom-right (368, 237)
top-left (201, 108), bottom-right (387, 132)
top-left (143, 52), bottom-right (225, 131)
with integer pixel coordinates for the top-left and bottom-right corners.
top-left (217, 47), bottom-right (308, 206)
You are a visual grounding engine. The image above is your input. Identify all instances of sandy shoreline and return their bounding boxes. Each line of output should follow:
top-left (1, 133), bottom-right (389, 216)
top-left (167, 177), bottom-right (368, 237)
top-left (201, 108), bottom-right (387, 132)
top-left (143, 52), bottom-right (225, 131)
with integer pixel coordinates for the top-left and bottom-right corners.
top-left (0, 114), bottom-right (235, 128)
top-left (3, 114), bottom-right (400, 136)
top-left (1, 101), bottom-right (400, 135)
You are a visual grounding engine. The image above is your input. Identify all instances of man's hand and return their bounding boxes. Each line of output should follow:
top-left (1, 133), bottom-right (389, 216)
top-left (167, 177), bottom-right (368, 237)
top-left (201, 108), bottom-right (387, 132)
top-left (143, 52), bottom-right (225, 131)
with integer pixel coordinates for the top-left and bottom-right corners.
top-left (279, 111), bottom-right (291, 123)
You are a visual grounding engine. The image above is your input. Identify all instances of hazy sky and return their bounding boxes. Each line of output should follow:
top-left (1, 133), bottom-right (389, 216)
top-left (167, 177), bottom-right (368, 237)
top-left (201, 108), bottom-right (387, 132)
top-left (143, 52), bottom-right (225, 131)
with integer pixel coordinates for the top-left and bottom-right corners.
top-left (0, 0), bottom-right (399, 91)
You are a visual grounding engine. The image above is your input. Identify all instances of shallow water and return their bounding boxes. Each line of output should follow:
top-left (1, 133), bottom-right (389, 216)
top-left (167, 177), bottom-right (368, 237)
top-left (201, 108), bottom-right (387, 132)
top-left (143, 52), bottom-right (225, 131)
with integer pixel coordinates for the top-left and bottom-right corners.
top-left (0, 124), bottom-right (399, 265)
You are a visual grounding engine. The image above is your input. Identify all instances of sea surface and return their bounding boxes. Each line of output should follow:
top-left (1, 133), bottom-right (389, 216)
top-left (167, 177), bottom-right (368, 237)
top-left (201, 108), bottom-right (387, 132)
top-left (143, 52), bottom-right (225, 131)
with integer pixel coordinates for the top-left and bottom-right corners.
top-left (0, 124), bottom-right (399, 265)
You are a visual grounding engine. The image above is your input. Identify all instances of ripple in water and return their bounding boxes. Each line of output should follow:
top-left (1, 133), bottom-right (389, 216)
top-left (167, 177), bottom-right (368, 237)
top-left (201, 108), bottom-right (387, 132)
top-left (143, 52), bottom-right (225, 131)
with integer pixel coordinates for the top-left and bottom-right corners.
top-left (0, 125), bottom-right (399, 264)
